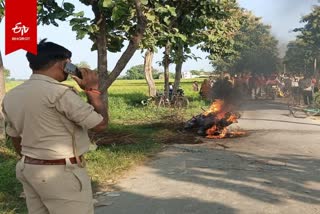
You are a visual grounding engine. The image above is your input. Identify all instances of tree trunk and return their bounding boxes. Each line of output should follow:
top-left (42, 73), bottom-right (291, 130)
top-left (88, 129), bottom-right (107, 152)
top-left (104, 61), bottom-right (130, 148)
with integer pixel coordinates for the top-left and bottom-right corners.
top-left (0, 50), bottom-right (6, 137)
top-left (164, 41), bottom-right (171, 98)
top-left (173, 62), bottom-right (182, 94)
top-left (173, 46), bottom-right (183, 94)
top-left (144, 49), bottom-right (156, 97)
top-left (105, 36), bottom-right (145, 88)
top-left (104, 0), bottom-right (147, 89)
top-left (92, 0), bottom-right (147, 127)
top-left (96, 15), bottom-right (109, 126)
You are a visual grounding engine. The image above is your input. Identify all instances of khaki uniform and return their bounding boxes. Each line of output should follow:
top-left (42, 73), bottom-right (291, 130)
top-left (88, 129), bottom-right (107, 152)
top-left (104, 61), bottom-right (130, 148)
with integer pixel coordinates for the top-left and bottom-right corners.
top-left (2, 74), bottom-right (103, 214)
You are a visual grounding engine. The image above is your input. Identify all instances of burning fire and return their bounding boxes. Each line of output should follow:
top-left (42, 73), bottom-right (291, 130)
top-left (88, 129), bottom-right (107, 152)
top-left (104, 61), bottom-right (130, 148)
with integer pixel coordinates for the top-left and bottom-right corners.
top-left (203, 99), bottom-right (226, 119)
top-left (205, 99), bottom-right (243, 139)
top-left (184, 99), bottom-right (246, 139)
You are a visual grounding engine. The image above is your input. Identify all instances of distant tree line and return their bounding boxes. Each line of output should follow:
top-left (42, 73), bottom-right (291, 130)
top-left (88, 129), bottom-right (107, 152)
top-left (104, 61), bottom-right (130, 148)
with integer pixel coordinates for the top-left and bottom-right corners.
top-left (284, 5), bottom-right (320, 75)
top-left (123, 64), bottom-right (176, 79)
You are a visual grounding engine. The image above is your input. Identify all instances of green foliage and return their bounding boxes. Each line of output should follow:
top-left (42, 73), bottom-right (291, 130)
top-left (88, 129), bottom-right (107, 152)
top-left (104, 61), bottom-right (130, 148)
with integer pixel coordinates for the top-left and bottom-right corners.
top-left (212, 10), bottom-right (280, 75)
top-left (284, 40), bottom-right (311, 74)
top-left (36, 0), bottom-right (147, 54)
top-left (125, 64), bottom-right (146, 80)
top-left (124, 64), bottom-right (161, 80)
top-left (314, 92), bottom-right (320, 106)
top-left (0, 141), bottom-right (27, 214)
top-left (141, 0), bottom-right (239, 66)
top-left (4, 68), bottom-right (10, 80)
top-left (158, 72), bottom-right (175, 79)
top-left (0, 0), bottom-right (4, 21)
top-left (198, 1), bottom-right (241, 61)
top-left (190, 70), bottom-right (201, 75)
top-left (294, 6), bottom-right (320, 55)
top-left (37, 1), bottom-right (75, 26)
top-left (286, 6), bottom-right (320, 75)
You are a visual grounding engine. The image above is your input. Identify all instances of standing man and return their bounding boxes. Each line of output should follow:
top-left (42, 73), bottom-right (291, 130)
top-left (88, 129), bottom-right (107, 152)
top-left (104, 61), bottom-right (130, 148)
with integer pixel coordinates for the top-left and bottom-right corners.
top-left (300, 73), bottom-right (313, 105)
top-left (2, 39), bottom-right (107, 214)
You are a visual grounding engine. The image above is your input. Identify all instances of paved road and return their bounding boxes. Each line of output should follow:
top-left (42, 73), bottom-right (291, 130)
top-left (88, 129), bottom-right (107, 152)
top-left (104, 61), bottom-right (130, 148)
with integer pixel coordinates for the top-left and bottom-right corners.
top-left (95, 100), bottom-right (320, 214)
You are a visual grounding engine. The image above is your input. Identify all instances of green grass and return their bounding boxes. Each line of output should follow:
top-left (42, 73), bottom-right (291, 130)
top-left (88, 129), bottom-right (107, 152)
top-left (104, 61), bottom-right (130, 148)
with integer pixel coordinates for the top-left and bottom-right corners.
top-left (1, 78), bottom-right (209, 213)
top-left (86, 126), bottom-right (162, 190)
top-left (0, 140), bottom-right (27, 214)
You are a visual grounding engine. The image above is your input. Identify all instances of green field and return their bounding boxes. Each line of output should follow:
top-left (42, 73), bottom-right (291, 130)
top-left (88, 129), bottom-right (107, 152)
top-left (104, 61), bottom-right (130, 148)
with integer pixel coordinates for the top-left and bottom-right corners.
top-left (0, 78), bottom-right (209, 214)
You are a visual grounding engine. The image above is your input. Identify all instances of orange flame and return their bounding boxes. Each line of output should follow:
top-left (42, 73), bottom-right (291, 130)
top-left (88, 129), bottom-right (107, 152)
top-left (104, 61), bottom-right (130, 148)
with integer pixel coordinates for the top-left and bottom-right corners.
top-left (204, 100), bottom-right (246, 139)
top-left (227, 114), bottom-right (238, 123)
top-left (206, 128), bottom-right (228, 139)
top-left (206, 125), bottom-right (217, 136)
top-left (203, 99), bottom-right (224, 115)
top-left (203, 99), bottom-right (226, 119)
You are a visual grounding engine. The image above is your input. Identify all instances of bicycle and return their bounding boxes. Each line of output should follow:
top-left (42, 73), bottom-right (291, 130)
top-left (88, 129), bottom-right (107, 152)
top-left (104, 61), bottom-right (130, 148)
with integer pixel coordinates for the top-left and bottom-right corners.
top-left (155, 93), bottom-right (171, 108)
top-left (141, 89), bottom-right (189, 108)
top-left (154, 89), bottom-right (189, 108)
top-left (140, 91), bottom-right (171, 108)
top-left (171, 89), bottom-right (189, 108)
top-left (288, 92), bottom-right (320, 117)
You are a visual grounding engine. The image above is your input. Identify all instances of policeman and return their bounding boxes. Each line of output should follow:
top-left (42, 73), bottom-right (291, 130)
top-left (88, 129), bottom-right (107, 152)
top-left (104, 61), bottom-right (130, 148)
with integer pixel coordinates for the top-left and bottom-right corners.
top-left (2, 39), bottom-right (107, 214)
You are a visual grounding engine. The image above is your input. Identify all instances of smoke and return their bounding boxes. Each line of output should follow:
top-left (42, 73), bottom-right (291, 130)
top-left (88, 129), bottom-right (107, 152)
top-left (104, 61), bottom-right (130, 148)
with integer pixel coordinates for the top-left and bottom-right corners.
top-left (274, 0), bottom-right (316, 12)
top-left (238, 0), bottom-right (318, 57)
top-left (271, 0), bottom-right (318, 56)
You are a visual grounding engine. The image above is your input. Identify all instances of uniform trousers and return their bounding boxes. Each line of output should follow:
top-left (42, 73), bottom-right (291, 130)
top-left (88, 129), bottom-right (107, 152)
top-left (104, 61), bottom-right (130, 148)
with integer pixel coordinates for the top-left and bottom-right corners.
top-left (16, 156), bottom-right (94, 214)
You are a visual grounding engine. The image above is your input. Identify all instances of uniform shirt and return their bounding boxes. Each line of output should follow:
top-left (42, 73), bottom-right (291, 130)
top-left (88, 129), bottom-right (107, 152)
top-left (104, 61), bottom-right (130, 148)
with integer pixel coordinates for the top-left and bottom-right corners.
top-left (2, 74), bottom-right (103, 160)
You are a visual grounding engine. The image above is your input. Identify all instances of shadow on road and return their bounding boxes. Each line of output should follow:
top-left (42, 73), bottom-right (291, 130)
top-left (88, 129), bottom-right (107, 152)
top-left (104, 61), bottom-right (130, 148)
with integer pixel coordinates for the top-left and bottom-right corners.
top-left (150, 148), bottom-right (320, 206)
top-left (96, 144), bottom-right (320, 213)
top-left (96, 192), bottom-right (237, 214)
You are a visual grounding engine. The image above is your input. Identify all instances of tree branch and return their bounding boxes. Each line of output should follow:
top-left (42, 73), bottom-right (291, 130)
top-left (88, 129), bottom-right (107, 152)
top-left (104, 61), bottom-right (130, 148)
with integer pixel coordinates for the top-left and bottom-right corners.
top-left (105, 0), bottom-right (147, 89)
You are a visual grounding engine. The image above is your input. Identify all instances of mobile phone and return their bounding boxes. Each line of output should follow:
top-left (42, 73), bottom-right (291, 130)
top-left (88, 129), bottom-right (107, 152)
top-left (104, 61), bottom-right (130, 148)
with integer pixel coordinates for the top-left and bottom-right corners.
top-left (63, 62), bottom-right (82, 79)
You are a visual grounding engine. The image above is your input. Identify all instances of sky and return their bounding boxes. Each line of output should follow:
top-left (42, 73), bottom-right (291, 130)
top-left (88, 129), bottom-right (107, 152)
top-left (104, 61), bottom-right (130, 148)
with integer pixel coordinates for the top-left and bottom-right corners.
top-left (0, 0), bottom-right (319, 79)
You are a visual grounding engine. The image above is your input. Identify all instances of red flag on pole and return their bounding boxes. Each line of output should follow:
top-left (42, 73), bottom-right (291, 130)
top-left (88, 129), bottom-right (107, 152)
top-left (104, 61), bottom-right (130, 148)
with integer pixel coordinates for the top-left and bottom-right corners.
top-left (5, 0), bottom-right (37, 55)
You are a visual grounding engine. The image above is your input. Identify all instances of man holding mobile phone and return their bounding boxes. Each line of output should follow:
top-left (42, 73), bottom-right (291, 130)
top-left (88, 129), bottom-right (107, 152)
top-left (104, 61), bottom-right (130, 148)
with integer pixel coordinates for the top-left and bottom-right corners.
top-left (2, 39), bottom-right (106, 214)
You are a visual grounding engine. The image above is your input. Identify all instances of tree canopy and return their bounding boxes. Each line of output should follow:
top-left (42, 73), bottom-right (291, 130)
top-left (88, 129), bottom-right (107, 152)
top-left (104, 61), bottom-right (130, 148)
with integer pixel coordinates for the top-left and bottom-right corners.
top-left (283, 40), bottom-right (311, 74)
top-left (212, 10), bottom-right (280, 75)
top-left (138, 0), bottom-right (241, 96)
top-left (284, 6), bottom-right (320, 75)
top-left (124, 64), bottom-right (161, 80)
top-left (4, 68), bottom-right (10, 80)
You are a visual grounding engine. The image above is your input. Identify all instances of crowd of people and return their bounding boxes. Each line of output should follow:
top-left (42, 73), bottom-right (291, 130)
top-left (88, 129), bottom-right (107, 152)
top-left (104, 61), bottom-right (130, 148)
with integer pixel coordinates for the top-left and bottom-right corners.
top-left (196, 72), bottom-right (320, 106)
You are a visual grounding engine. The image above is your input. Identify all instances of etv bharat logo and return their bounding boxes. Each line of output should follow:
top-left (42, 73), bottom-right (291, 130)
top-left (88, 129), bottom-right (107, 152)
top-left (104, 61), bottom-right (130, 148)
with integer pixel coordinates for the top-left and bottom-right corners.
top-left (11, 22), bottom-right (30, 41)
top-left (12, 22), bottom-right (29, 36)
